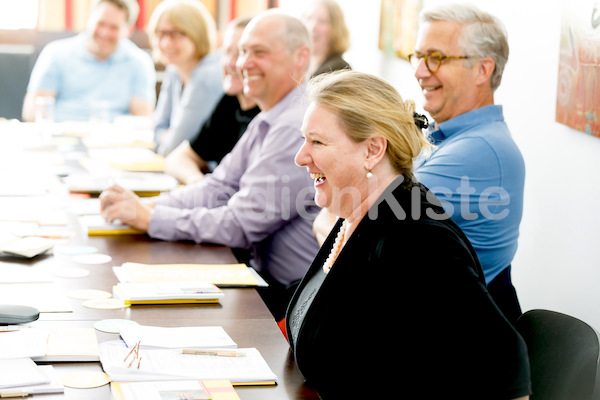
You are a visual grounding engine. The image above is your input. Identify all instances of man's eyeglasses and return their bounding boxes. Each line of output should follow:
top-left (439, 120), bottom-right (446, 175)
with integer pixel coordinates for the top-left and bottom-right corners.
top-left (408, 52), bottom-right (472, 73)
top-left (155, 29), bottom-right (186, 41)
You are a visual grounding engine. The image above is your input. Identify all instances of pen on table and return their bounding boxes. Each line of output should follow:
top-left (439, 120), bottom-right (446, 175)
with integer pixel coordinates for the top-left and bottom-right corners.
top-left (181, 349), bottom-right (245, 357)
top-left (0, 326), bottom-right (32, 332)
top-left (0, 389), bottom-right (29, 398)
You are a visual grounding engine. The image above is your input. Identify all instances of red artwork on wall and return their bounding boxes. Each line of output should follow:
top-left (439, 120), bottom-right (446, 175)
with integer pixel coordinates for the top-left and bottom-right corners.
top-left (556, 1), bottom-right (600, 137)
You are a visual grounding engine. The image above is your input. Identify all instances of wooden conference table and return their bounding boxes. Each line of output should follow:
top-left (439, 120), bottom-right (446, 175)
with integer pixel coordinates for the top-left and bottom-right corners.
top-left (0, 123), bottom-right (320, 399)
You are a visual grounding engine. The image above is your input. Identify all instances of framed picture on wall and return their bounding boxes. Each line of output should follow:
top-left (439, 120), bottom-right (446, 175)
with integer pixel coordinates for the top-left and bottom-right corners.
top-left (555, 0), bottom-right (600, 137)
top-left (378, 0), bottom-right (422, 59)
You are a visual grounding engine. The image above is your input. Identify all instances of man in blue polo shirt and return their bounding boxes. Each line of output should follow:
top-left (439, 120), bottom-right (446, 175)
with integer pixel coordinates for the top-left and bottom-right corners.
top-left (410, 4), bottom-right (525, 324)
top-left (22, 0), bottom-right (156, 122)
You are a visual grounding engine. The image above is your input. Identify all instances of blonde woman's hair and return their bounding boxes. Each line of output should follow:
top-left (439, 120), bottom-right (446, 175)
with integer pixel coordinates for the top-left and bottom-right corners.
top-left (148, 0), bottom-right (217, 62)
top-left (306, 70), bottom-right (432, 176)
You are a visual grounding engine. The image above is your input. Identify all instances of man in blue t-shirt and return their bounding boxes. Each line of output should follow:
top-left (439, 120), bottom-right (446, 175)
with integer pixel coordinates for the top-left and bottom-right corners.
top-left (410, 4), bottom-right (525, 324)
top-left (22, 0), bottom-right (156, 122)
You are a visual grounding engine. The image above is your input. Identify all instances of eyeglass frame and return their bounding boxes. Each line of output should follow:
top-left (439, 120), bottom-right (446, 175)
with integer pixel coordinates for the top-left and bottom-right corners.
top-left (154, 29), bottom-right (187, 41)
top-left (407, 52), bottom-right (473, 73)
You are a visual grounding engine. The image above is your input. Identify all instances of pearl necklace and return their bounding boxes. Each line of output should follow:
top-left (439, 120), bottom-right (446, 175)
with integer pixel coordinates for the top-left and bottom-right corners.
top-left (322, 220), bottom-right (347, 274)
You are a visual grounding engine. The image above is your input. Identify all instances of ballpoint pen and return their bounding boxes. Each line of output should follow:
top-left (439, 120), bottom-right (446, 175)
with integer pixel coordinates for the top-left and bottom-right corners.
top-left (0, 389), bottom-right (29, 398)
top-left (0, 326), bottom-right (32, 332)
top-left (181, 349), bottom-right (245, 357)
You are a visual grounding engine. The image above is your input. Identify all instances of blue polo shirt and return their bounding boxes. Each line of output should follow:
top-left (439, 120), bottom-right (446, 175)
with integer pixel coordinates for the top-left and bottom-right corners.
top-left (414, 105), bottom-right (525, 284)
top-left (27, 33), bottom-right (156, 122)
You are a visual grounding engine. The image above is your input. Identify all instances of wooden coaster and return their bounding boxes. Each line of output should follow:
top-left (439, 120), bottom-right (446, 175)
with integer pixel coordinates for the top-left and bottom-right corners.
top-left (94, 319), bottom-right (139, 334)
top-left (61, 371), bottom-right (109, 389)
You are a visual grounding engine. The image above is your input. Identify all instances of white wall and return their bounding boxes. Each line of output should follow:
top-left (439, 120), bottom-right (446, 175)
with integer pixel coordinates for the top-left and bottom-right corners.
top-left (281, 0), bottom-right (600, 329)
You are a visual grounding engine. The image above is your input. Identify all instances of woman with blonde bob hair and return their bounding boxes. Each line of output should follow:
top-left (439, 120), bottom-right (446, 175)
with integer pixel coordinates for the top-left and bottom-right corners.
top-left (148, 0), bottom-right (223, 155)
top-left (288, 70), bottom-right (531, 399)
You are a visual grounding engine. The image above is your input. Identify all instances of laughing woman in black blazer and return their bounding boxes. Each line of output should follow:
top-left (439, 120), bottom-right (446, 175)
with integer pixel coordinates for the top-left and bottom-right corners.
top-left (289, 70), bottom-right (531, 400)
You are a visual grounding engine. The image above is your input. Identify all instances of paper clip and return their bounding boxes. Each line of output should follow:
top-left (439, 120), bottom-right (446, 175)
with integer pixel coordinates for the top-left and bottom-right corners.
top-left (123, 340), bottom-right (142, 369)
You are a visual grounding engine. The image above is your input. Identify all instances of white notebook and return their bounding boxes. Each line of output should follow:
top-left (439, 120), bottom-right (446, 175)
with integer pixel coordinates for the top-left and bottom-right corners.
top-left (113, 281), bottom-right (224, 305)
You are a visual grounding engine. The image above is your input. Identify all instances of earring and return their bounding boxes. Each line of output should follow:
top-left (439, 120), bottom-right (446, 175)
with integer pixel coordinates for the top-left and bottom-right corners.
top-left (366, 171), bottom-right (373, 179)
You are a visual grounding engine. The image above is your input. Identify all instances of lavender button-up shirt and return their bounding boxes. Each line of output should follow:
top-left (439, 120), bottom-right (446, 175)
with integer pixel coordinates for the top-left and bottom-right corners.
top-left (148, 84), bottom-right (320, 285)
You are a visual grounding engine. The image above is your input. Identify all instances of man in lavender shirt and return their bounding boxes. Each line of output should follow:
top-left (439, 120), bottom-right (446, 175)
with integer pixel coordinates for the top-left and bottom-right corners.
top-left (100, 11), bottom-right (319, 320)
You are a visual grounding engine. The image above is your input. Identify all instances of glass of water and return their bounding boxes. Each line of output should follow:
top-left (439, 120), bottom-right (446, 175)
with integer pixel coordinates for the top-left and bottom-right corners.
top-left (34, 96), bottom-right (55, 123)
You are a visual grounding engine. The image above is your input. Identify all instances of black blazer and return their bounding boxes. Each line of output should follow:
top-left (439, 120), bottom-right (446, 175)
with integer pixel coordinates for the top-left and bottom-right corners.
top-left (286, 176), bottom-right (531, 399)
top-left (311, 54), bottom-right (351, 77)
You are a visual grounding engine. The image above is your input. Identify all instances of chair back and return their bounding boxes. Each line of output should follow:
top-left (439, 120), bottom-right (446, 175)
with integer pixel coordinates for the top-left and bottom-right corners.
top-left (516, 309), bottom-right (600, 400)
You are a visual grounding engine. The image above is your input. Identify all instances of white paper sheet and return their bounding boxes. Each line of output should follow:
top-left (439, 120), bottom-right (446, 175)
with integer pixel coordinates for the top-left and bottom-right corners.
top-left (119, 325), bottom-right (236, 349)
top-left (0, 358), bottom-right (49, 388)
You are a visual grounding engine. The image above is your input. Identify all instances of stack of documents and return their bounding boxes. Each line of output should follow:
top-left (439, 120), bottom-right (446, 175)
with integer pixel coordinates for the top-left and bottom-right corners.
top-left (0, 328), bottom-right (99, 362)
top-left (100, 325), bottom-right (277, 385)
top-left (79, 215), bottom-right (145, 236)
top-left (100, 342), bottom-right (277, 385)
top-left (0, 359), bottom-right (63, 397)
top-left (0, 235), bottom-right (53, 258)
top-left (0, 208), bottom-right (68, 226)
top-left (113, 281), bottom-right (224, 305)
top-left (64, 171), bottom-right (178, 194)
top-left (81, 148), bottom-right (166, 172)
top-left (113, 262), bottom-right (268, 287)
top-left (81, 124), bottom-right (154, 149)
top-left (40, 327), bottom-right (100, 362)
